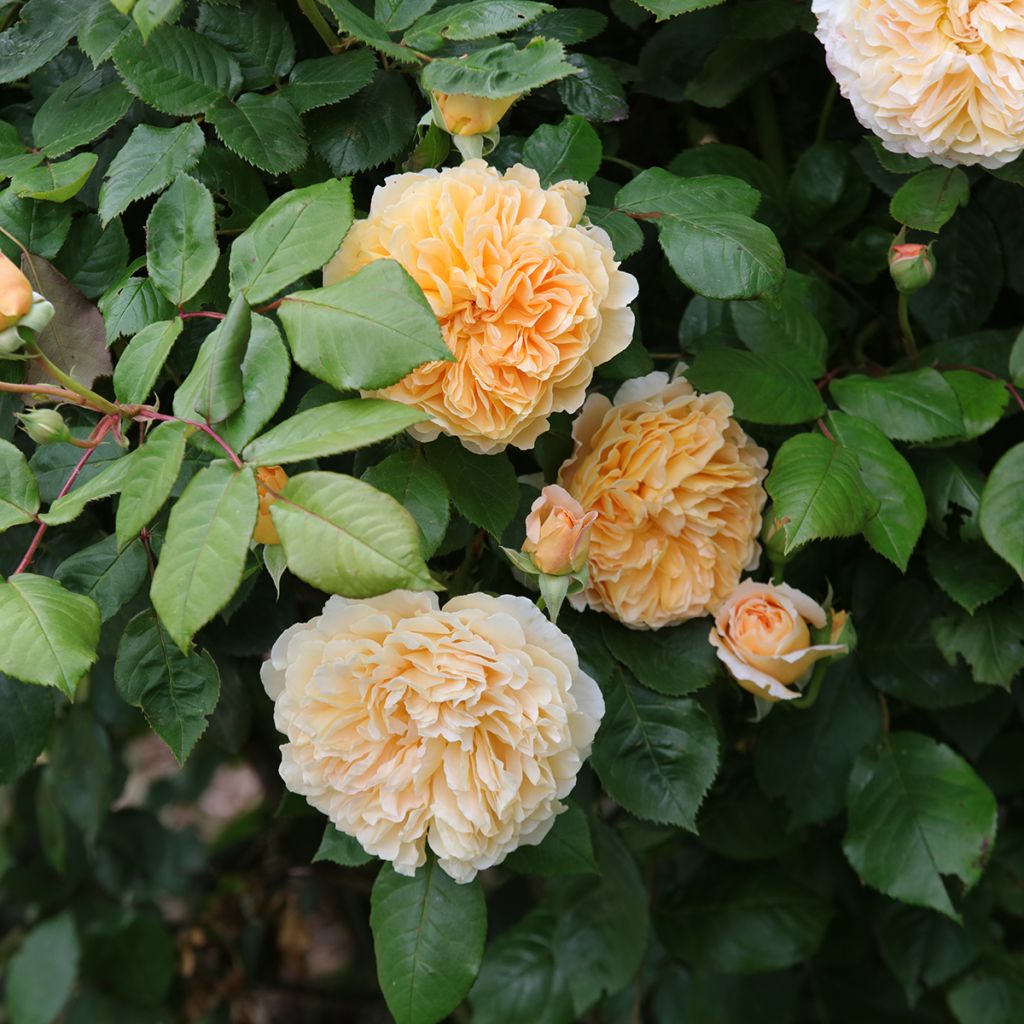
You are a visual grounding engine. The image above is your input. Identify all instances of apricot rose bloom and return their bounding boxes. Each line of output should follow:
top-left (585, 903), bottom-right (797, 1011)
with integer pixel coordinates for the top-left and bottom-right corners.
top-left (522, 484), bottom-right (598, 576)
top-left (432, 91), bottom-right (517, 136)
top-left (253, 465), bottom-right (288, 546)
top-left (709, 581), bottom-right (849, 702)
top-left (261, 591), bottom-right (603, 883)
top-left (323, 161), bottom-right (638, 454)
top-left (559, 372), bottom-right (768, 630)
top-left (813, 0), bottom-right (1024, 167)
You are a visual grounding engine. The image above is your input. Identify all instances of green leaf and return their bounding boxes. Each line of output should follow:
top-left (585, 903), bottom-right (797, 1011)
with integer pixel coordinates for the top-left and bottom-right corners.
top-left (661, 866), bottom-right (830, 973)
top-left (685, 350), bottom-right (825, 425)
top-left (362, 448), bottom-right (450, 557)
top-left (616, 167), bottom-right (761, 219)
top-left (115, 420), bottom-right (187, 547)
top-left (421, 38), bottom-right (577, 98)
top-left (196, 0), bottom-right (295, 90)
top-left (113, 317), bottom-right (183, 405)
top-left (590, 668), bottom-right (719, 829)
top-left (243, 399), bottom-right (426, 465)
top-left (322, 0), bottom-right (419, 61)
top-left (890, 167), bottom-right (970, 233)
top-left (115, 610), bottom-right (221, 764)
top-left (271, 470), bottom-right (436, 596)
top-left (133, 0), bottom-right (184, 39)
top-left (926, 539), bottom-right (1016, 613)
top-left (754, 661), bottom-right (883, 826)
top-left (377, 0), bottom-right (438, 32)
top-left (79, 3), bottom-right (136, 66)
top-left (765, 433), bottom-right (880, 553)
top-left (313, 824), bottom-right (374, 867)
top-left (405, 1), bottom-right (553, 50)
top-left (943, 370), bottom-right (1008, 440)
top-left (557, 53), bottom-right (628, 123)
top-left (49, 707), bottom-right (113, 844)
top-left (370, 860), bottom-right (486, 1024)
top-left (635, 0), bottom-right (725, 17)
top-left (826, 411), bottom-right (926, 571)
top-left (424, 435), bottom-right (519, 538)
top-left (845, 732), bottom-right (997, 919)
top-left (54, 535), bottom-right (148, 622)
top-left (0, 0), bottom-right (80, 85)
top-left (1010, 327), bottom-right (1024, 386)
top-left (191, 291), bottom-right (252, 424)
top-left (113, 23), bottom-right (242, 116)
top-left (98, 121), bottom-right (206, 226)
top-left (207, 92), bottom-right (308, 175)
top-left (279, 259), bottom-right (450, 391)
top-left (100, 273), bottom-right (176, 343)
top-left (585, 205), bottom-right (643, 261)
top-left (4, 913), bottom-right (79, 1024)
top-left (601, 617), bottom-right (717, 696)
top-left (522, 115), bottom-right (601, 186)
top-left (947, 951), bottom-right (1024, 1024)
top-left (308, 71), bottom-right (416, 176)
top-left (146, 173), bottom-right (218, 305)
top-left (0, 673), bottom-right (54, 785)
top-left (0, 438), bottom-right (40, 533)
top-left (501, 802), bottom-right (597, 876)
top-left (282, 51), bottom-right (376, 114)
top-left (32, 68), bottom-right (133, 158)
top-left (39, 447), bottom-right (133, 525)
top-left (55, 215), bottom-right (130, 299)
top-left (0, 574), bottom-right (100, 697)
top-left (0, 188), bottom-right (72, 261)
top-left (229, 178), bottom-right (353, 305)
top-left (934, 602), bottom-right (1024, 689)
top-left (150, 461), bottom-right (259, 651)
top-left (10, 153), bottom-right (97, 203)
top-left (979, 442), bottom-right (1024, 577)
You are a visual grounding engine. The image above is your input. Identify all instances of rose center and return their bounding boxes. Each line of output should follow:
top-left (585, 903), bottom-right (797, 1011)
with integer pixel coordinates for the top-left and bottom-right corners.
top-left (940, 0), bottom-right (985, 50)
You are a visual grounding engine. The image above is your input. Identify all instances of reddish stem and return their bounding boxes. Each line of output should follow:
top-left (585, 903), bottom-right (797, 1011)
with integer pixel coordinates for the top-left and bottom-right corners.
top-left (14, 416), bottom-right (116, 575)
top-left (936, 363), bottom-right (1024, 414)
top-left (817, 417), bottom-right (836, 443)
top-left (179, 310), bottom-right (225, 321)
top-left (137, 410), bottom-right (244, 468)
top-left (253, 299), bottom-right (284, 314)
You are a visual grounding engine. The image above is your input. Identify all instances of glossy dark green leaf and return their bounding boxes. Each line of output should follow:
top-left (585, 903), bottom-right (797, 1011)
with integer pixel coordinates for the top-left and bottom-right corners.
top-left (601, 616), bottom-right (717, 696)
top-left (0, 672), bottom-right (54, 785)
top-left (54, 534), bottom-right (148, 622)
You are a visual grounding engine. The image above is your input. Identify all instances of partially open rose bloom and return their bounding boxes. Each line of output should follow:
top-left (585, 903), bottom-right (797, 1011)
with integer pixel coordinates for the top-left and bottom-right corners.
top-left (710, 581), bottom-right (849, 702)
top-left (253, 465), bottom-right (288, 546)
top-left (813, 0), bottom-right (1024, 167)
top-left (324, 161), bottom-right (638, 454)
top-left (262, 591), bottom-right (603, 883)
top-left (432, 91), bottom-right (517, 136)
top-left (522, 484), bottom-right (598, 575)
top-left (559, 372), bottom-right (768, 629)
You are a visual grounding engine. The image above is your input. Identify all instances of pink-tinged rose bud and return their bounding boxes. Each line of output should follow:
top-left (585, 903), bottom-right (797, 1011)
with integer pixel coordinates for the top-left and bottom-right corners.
top-left (432, 92), bottom-right (518, 136)
top-left (522, 484), bottom-right (597, 576)
top-left (889, 242), bottom-right (935, 294)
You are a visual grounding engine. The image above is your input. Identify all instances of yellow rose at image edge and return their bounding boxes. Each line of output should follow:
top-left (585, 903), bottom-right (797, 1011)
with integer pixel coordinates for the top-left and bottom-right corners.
top-left (0, 252), bottom-right (33, 331)
top-left (253, 465), bottom-right (288, 546)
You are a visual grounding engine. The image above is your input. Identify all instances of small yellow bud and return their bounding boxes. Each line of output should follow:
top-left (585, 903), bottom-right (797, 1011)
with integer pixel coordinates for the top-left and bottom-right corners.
top-left (254, 465), bottom-right (289, 545)
top-left (432, 92), bottom-right (517, 136)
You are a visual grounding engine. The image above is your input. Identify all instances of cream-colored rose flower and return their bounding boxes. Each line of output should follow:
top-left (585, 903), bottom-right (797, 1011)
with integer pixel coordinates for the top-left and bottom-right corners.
top-left (558, 372), bottom-right (768, 630)
top-left (323, 160), bottom-right (638, 454)
top-left (709, 581), bottom-right (849, 702)
top-left (813, 0), bottom-right (1024, 167)
top-left (432, 91), bottom-right (517, 136)
top-left (522, 484), bottom-right (598, 575)
top-left (261, 590), bottom-right (603, 883)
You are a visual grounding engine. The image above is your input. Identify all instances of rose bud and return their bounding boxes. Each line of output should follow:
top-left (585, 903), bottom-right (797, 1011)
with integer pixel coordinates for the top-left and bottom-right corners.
top-left (432, 91), bottom-right (517, 136)
top-left (17, 408), bottom-right (70, 446)
top-left (253, 465), bottom-right (288, 546)
top-left (709, 581), bottom-right (849, 702)
top-left (888, 242), bottom-right (935, 294)
top-left (0, 252), bottom-right (35, 354)
top-left (522, 484), bottom-right (597, 576)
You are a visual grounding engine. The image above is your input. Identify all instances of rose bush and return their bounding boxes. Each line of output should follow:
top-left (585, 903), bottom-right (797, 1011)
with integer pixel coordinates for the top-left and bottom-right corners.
top-left (0, 2), bottom-right (1022, 1024)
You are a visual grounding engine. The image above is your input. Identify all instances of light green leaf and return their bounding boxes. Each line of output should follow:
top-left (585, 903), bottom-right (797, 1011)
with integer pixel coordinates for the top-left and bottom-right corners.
top-left (115, 420), bottom-right (187, 547)
top-left (890, 167), bottom-right (970, 233)
top-left (0, 574), bottom-right (100, 697)
top-left (229, 178), bottom-right (353, 305)
top-left (113, 23), bottom-right (242, 116)
top-left (944, 369), bottom-right (1009, 440)
top-left (522, 115), bottom-right (601, 186)
top-left (830, 368), bottom-right (965, 443)
top-left (0, 438), bottom-right (40, 533)
top-left (979, 442), bottom-right (1024, 578)
top-left (279, 259), bottom-right (451, 391)
top-left (421, 38), bottom-right (577, 98)
top-left (10, 153), bottom-right (97, 203)
top-left (4, 913), bottom-right (79, 1024)
top-left (826, 411), bottom-right (926, 571)
top-left (314, 824), bottom-right (374, 867)
top-left (115, 610), bottom-right (221, 764)
top-left (32, 68), bottom-right (133, 158)
top-left (207, 92), bottom-right (307, 175)
top-left (0, 188), bottom-right (72, 260)
top-left (98, 121), bottom-right (206, 226)
top-left (282, 51), bottom-right (376, 114)
top-left (590, 668), bottom-right (719, 830)
top-left (113, 317), bottom-right (183, 405)
top-left (370, 860), bottom-right (486, 1024)
top-left (0, 673), bottom-right (54, 785)
top-left (150, 461), bottom-right (259, 651)
top-left (405, 1), bottom-right (553, 50)
top-left (243, 399), bottom-right (426, 465)
top-left (765, 432), bottom-right (880, 553)
top-left (271, 470), bottom-right (436, 596)
top-left (55, 535), bottom-right (148, 622)
top-left (843, 732), bottom-right (997, 919)
top-left (39, 449), bottom-right (133, 526)
top-left (195, 0), bottom-right (295, 90)
top-left (686, 349), bottom-right (825, 424)
top-left (601, 617), bottom-right (717, 697)
top-left (362, 448), bottom-right (450, 557)
top-left (100, 273), bottom-right (176, 343)
top-left (191, 291), bottom-right (252, 425)
top-left (146, 173), bottom-right (219, 305)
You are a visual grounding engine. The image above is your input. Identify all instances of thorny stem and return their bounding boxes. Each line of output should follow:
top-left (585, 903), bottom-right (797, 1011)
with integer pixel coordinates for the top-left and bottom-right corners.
top-left (0, 381), bottom-right (106, 409)
top-left (135, 410), bottom-right (244, 468)
top-left (897, 292), bottom-right (918, 367)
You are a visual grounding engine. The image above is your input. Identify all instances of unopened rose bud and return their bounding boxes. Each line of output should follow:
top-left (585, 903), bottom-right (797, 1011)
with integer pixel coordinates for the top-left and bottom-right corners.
top-left (522, 484), bottom-right (597, 576)
top-left (254, 465), bottom-right (288, 546)
top-left (17, 408), bottom-right (70, 446)
top-left (829, 609), bottom-right (856, 653)
top-left (432, 91), bottom-right (517, 136)
top-left (761, 509), bottom-right (791, 566)
top-left (889, 242), bottom-right (935, 294)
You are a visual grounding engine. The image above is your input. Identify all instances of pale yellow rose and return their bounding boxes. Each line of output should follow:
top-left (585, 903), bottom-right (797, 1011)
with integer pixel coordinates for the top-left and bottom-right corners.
top-left (432, 91), bottom-right (517, 135)
top-left (559, 372), bottom-right (768, 630)
top-left (0, 252), bottom-right (32, 331)
top-left (813, 0), bottom-right (1024, 167)
top-left (261, 591), bottom-right (604, 883)
top-left (522, 484), bottom-right (598, 575)
top-left (324, 160), bottom-right (638, 454)
top-left (709, 581), bottom-right (849, 702)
